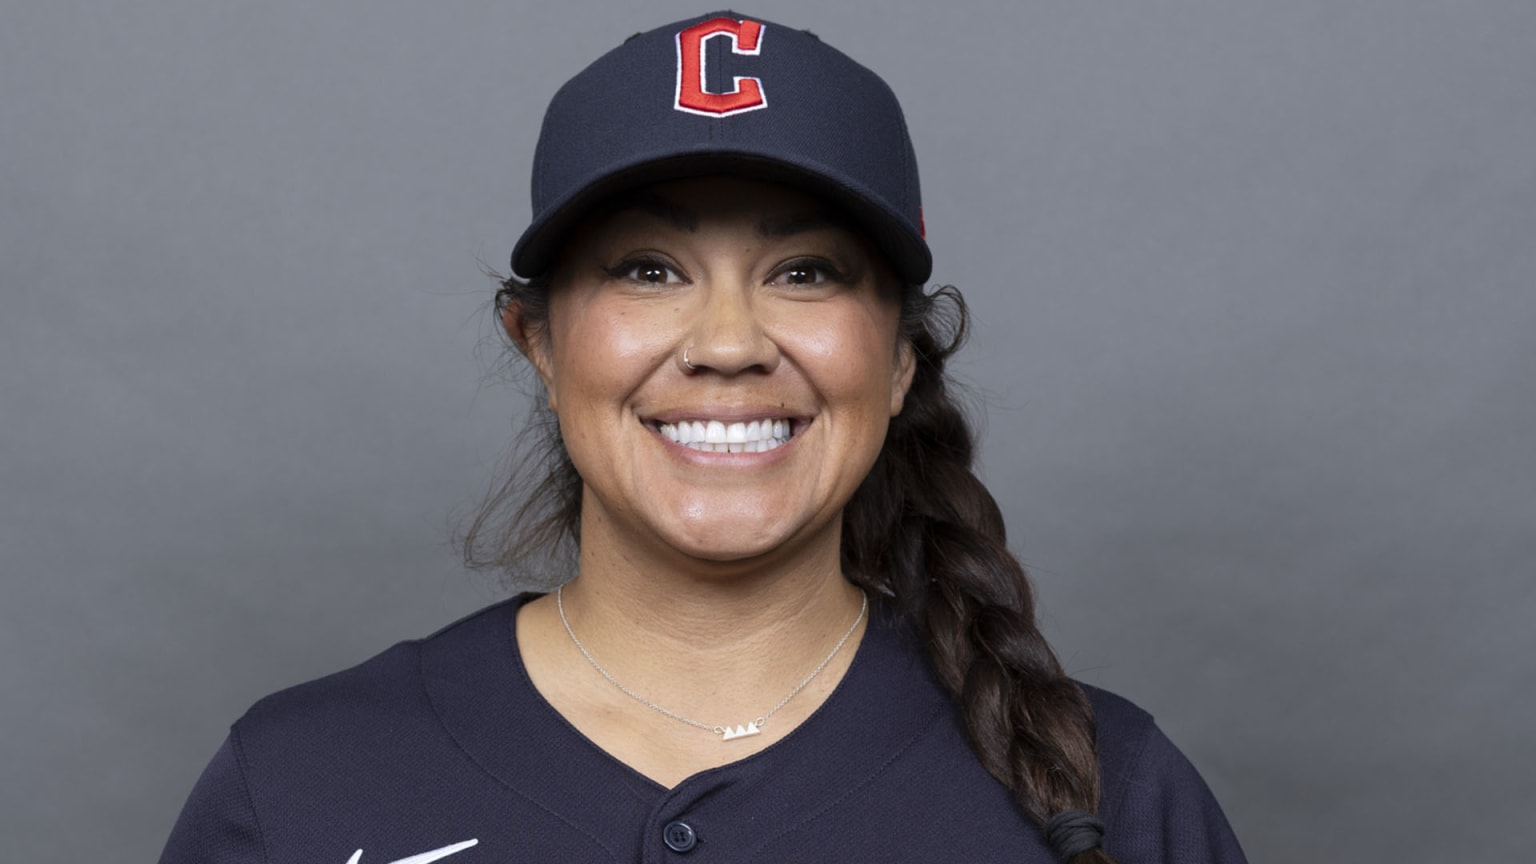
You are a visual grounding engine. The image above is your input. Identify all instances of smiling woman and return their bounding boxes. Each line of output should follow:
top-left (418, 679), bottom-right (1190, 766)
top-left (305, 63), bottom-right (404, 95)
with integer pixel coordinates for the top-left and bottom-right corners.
top-left (160, 11), bottom-right (1246, 864)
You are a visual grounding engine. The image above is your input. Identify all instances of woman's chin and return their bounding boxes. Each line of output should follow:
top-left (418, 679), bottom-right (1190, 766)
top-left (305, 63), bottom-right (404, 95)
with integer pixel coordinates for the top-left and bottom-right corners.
top-left (663, 525), bottom-right (800, 566)
top-left (646, 511), bottom-right (834, 570)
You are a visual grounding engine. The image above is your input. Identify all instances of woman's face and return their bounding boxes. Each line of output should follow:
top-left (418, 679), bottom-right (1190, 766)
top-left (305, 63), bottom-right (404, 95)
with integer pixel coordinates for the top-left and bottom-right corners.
top-left (515, 176), bottom-right (914, 569)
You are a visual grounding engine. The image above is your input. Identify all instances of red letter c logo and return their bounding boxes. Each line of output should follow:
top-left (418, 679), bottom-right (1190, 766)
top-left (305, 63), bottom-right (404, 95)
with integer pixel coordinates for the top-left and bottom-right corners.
top-left (674, 18), bottom-right (766, 117)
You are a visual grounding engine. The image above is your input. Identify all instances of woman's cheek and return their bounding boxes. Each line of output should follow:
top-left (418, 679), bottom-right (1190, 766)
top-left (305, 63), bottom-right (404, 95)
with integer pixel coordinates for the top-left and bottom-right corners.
top-left (788, 307), bottom-right (898, 389)
top-left (557, 300), bottom-right (672, 371)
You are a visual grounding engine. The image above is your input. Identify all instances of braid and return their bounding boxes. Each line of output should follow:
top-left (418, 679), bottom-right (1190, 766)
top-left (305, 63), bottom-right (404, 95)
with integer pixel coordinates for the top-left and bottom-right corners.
top-left (843, 285), bottom-right (1116, 864)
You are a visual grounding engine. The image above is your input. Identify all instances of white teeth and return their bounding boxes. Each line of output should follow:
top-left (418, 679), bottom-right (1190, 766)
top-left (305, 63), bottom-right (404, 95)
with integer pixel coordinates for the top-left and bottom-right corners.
top-left (654, 418), bottom-right (795, 454)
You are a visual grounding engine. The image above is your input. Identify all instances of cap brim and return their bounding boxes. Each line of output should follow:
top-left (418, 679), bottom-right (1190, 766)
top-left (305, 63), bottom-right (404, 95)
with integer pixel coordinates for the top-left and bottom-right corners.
top-left (511, 152), bottom-right (931, 285)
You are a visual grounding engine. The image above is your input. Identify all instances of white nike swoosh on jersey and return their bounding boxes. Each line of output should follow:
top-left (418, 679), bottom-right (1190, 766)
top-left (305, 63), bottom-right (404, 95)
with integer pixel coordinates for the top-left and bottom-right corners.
top-left (344, 838), bottom-right (478, 864)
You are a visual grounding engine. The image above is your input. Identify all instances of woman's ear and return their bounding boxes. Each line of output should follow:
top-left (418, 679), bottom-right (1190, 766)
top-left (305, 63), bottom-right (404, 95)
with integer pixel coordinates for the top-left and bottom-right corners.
top-left (501, 299), bottom-right (559, 412)
top-left (889, 339), bottom-right (917, 417)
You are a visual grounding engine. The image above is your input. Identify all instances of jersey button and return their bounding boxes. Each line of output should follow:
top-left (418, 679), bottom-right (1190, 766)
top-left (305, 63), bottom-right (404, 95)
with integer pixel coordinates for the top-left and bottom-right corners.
top-left (662, 820), bottom-right (698, 852)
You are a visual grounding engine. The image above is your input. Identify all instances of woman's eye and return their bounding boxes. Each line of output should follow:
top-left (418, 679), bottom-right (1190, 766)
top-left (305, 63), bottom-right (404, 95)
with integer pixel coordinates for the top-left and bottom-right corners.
top-left (782, 266), bottom-right (821, 284)
top-left (773, 260), bottom-right (841, 286)
top-left (611, 260), bottom-right (682, 285)
top-left (633, 264), bottom-right (670, 283)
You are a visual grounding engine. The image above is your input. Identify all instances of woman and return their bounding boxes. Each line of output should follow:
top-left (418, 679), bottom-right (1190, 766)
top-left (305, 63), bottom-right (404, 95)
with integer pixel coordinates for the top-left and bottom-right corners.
top-left (161, 12), bottom-right (1246, 864)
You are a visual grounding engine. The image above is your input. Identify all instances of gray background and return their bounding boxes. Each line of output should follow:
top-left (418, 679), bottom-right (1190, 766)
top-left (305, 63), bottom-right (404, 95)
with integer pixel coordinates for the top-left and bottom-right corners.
top-left (3, 1), bottom-right (1532, 861)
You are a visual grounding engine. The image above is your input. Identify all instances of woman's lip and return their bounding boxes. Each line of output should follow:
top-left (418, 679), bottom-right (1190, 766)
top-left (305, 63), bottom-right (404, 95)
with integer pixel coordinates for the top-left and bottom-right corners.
top-left (642, 408), bottom-right (811, 425)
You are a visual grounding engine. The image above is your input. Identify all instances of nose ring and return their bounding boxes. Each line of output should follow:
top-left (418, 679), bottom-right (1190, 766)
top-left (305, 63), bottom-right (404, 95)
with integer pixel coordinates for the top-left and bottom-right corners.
top-left (682, 346), bottom-right (696, 371)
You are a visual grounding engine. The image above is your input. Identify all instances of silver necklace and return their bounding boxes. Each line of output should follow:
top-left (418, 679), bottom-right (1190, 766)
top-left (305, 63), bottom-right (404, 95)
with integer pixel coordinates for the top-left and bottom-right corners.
top-left (556, 585), bottom-right (868, 742)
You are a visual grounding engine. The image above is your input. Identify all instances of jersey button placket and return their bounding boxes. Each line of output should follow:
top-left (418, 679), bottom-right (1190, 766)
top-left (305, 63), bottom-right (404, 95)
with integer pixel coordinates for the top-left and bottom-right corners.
top-left (662, 820), bottom-right (698, 853)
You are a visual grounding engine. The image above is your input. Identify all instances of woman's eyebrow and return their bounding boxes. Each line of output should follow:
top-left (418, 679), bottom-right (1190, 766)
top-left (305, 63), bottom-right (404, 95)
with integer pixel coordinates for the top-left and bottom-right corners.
top-left (604, 191), bottom-right (699, 232)
top-left (758, 211), bottom-right (848, 238)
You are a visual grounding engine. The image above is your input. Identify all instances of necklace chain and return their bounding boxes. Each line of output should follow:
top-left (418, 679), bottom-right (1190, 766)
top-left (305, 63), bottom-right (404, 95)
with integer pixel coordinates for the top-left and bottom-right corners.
top-left (556, 585), bottom-right (868, 741)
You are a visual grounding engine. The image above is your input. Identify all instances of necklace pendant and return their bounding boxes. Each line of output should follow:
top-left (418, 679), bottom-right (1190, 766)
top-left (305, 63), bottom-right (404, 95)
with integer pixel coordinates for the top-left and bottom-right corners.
top-left (720, 721), bottom-right (761, 741)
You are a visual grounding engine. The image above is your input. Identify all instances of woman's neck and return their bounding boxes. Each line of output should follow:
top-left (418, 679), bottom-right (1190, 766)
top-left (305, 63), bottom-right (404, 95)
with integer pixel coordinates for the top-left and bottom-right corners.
top-left (557, 543), bottom-right (864, 689)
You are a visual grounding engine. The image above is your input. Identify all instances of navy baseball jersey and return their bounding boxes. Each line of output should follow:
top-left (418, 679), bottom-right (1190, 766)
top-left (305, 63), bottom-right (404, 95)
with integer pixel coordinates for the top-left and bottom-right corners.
top-left (160, 596), bottom-right (1247, 863)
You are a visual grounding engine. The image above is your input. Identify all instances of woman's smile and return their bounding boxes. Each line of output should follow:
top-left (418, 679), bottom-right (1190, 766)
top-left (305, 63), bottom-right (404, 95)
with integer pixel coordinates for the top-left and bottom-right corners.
top-left (652, 416), bottom-right (797, 454)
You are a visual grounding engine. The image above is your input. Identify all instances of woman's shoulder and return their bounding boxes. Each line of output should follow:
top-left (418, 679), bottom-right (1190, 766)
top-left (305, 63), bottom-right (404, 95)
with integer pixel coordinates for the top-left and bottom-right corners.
top-left (159, 598), bottom-right (534, 864)
top-left (1079, 682), bottom-right (1154, 733)
top-left (232, 596), bottom-right (526, 744)
top-left (1077, 683), bottom-right (1248, 864)
top-left (1077, 682), bottom-right (1157, 776)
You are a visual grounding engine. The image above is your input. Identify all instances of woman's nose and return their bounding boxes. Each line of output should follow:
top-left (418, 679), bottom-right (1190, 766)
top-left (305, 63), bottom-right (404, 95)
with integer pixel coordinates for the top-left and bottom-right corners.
top-left (679, 280), bottom-right (780, 375)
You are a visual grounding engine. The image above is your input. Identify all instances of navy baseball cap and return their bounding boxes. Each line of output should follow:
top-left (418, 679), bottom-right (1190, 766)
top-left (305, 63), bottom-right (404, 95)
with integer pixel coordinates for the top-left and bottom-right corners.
top-left (511, 11), bottom-right (931, 284)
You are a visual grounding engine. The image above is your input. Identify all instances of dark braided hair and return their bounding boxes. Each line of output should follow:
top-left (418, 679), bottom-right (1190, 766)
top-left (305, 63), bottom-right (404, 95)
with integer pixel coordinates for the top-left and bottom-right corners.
top-left (466, 276), bottom-right (1115, 864)
top-left (844, 285), bottom-right (1113, 864)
